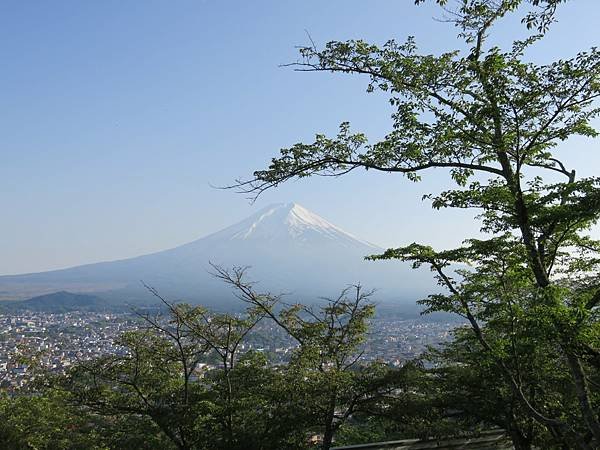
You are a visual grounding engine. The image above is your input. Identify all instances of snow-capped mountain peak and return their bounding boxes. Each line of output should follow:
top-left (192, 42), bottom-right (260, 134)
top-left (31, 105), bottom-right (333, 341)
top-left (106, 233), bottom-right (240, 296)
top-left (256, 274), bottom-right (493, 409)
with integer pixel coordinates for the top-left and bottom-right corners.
top-left (0, 201), bottom-right (433, 304)
top-left (205, 202), bottom-right (379, 249)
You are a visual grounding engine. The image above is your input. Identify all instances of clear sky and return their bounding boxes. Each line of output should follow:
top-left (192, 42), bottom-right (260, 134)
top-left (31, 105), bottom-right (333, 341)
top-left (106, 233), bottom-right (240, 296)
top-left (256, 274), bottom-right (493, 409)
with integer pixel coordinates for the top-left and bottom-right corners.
top-left (2, 0), bottom-right (599, 275)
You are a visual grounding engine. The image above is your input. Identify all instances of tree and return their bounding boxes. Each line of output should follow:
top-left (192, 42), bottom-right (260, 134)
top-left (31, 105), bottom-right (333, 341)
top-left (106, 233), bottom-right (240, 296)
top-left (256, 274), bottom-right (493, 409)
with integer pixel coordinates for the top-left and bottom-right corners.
top-left (0, 391), bottom-right (109, 450)
top-left (232, 0), bottom-right (600, 447)
top-left (425, 326), bottom-right (561, 450)
top-left (213, 265), bottom-right (399, 450)
top-left (61, 275), bottom-right (392, 450)
top-left (61, 287), bottom-right (286, 450)
top-left (64, 319), bottom-right (209, 449)
top-left (333, 361), bottom-right (436, 446)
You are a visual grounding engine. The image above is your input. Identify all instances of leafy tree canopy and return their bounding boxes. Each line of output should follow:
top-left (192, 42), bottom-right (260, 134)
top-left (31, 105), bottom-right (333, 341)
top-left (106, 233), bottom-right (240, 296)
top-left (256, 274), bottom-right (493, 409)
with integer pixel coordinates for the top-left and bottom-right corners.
top-left (233, 0), bottom-right (600, 447)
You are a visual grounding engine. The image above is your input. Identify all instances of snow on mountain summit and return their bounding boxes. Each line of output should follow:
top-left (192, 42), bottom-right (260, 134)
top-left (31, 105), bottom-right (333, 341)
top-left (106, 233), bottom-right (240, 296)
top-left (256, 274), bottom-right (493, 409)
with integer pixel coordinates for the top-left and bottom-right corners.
top-left (204, 203), bottom-right (380, 249)
top-left (0, 201), bottom-right (433, 303)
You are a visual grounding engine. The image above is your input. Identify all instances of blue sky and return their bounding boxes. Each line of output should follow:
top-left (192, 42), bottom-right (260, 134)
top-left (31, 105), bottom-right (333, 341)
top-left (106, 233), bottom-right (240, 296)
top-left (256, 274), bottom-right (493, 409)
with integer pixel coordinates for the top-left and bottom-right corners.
top-left (2, 0), bottom-right (599, 275)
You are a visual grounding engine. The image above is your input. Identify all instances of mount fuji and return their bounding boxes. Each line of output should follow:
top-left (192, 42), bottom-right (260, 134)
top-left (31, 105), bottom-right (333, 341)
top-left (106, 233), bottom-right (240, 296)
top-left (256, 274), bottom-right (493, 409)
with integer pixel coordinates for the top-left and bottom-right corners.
top-left (0, 203), bottom-right (431, 307)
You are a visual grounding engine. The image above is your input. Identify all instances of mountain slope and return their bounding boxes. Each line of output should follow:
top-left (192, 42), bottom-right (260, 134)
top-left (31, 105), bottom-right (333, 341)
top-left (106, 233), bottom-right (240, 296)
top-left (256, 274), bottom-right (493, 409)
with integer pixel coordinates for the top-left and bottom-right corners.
top-left (0, 203), bottom-right (430, 306)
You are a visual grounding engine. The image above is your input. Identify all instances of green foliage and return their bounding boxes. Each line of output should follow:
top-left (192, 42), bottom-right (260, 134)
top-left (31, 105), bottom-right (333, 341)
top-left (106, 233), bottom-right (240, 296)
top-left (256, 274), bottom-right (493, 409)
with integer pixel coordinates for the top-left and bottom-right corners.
top-left (0, 391), bottom-right (107, 450)
top-left (8, 273), bottom-right (403, 450)
top-left (424, 327), bottom-right (571, 449)
top-left (213, 266), bottom-right (400, 450)
top-left (234, 0), bottom-right (600, 447)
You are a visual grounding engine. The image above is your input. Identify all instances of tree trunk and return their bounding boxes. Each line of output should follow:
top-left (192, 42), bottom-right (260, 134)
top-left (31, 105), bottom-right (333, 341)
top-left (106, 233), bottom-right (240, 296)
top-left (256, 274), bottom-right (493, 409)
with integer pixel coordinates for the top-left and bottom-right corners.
top-left (507, 428), bottom-right (532, 450)
top-left (564, 350), bottom-right (600, 443)
top-left (322, 425), bottom-right (335, 450)
top-left (321, 397), bottom-right (337, 450)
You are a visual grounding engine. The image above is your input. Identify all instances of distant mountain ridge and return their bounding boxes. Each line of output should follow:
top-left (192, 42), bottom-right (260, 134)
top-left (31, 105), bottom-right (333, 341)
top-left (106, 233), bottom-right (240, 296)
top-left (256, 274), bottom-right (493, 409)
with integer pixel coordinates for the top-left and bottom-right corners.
top-left (0, 203), bottom-right (431, 307)
top-left (2, 291), bottom-right (116, 313)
